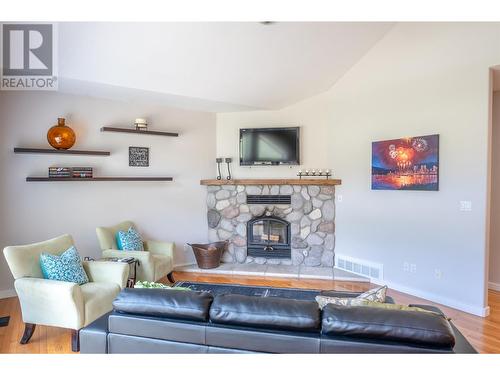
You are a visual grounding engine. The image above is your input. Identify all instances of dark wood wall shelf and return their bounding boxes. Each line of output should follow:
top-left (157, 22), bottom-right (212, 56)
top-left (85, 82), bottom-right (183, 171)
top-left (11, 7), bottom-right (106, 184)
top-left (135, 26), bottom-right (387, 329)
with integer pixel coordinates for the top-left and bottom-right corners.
top-left (14, 148), bottom-right (110, 156)
top-left (101, 127), bottom-right (179, 137)
top-left (26, 177), bottom-right (173, 182)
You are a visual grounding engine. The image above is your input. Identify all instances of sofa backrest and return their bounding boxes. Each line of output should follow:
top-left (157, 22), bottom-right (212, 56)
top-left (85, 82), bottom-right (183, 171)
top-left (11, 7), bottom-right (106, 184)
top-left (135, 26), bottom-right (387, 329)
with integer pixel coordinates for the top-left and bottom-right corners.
top-left (209, 294), bottom-right (320, 332)
top-left (3, 234), bottom-right (75, 279)
top-left (321, 304), bottom-right (456, 348)
top-left (109, 288), bottom-right (456, 350)
top-left (96, 220), bottom-right (135, 250)
top-left (113, 288), bottom-right (214, 322)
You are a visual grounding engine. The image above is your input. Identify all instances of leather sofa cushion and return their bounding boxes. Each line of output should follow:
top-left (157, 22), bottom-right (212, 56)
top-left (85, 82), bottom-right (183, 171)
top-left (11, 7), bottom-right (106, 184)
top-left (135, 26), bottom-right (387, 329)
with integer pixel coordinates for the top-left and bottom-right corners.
top-left (112, 288), bottom-right (213, 322)
top-left (322, 304), bottom-right (456, 348)
top-left (210, 294), bottom-right (320, 332)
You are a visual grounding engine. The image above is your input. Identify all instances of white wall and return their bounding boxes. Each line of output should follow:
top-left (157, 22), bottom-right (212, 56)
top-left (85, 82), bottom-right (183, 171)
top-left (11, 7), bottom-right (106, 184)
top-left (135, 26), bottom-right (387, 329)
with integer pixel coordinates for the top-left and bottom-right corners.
top-left (217, 93), bottom-right (331, 176)
top-left (0, 91), bottom-right (215, 294)
top-left (489, 91), bottom-right (500, 289)
top-left (218, 23), bottom-right (500, 316)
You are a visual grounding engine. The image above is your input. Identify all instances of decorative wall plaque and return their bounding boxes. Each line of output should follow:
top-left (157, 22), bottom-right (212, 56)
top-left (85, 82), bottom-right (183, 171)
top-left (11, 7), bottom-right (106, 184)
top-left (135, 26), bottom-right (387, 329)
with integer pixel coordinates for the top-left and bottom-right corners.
top-left (129, 147), bottom-right (149, 167)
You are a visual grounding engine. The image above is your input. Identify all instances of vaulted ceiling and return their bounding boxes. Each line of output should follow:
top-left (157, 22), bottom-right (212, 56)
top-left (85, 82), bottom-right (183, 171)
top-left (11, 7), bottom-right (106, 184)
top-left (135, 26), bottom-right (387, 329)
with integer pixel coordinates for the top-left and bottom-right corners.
top-left (58, 22), bottom-right (394, 111)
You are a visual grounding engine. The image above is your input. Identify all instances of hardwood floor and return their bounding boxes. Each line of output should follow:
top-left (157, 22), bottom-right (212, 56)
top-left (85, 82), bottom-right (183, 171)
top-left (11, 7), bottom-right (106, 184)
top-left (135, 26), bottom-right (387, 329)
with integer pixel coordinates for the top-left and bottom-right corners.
top-left (0, 271), bottom-right (499, 354)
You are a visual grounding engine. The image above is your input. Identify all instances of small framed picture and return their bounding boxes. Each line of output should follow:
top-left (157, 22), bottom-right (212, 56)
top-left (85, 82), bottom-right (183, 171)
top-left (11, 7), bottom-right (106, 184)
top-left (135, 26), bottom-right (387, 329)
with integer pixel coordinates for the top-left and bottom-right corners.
top-left (129, 147), bottom-right (149, 167)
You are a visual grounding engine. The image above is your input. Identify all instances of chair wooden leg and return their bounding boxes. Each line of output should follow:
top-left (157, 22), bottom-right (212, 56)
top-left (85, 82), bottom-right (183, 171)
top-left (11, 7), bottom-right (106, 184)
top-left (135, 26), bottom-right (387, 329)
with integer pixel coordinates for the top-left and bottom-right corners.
top-left (71, 329), bottom-right (80, 352)
top-left (166, 272), bottom-right (175, 284)
top-left (20, 323), bottom-right (36, 344)
top-left (0, 316), bottom-right (10, 327)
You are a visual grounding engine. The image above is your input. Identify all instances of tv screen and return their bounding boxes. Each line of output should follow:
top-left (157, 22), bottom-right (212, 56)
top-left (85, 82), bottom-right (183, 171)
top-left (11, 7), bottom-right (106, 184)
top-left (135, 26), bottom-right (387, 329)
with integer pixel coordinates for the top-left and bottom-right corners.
top-left (239, 127), bottom-right (300, 165)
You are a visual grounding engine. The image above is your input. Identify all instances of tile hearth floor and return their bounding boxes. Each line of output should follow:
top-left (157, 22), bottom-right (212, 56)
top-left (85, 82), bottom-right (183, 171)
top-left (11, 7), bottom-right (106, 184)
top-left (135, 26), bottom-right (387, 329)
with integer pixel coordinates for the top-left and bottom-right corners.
top-left (174, 263), bottom-right (368, 282)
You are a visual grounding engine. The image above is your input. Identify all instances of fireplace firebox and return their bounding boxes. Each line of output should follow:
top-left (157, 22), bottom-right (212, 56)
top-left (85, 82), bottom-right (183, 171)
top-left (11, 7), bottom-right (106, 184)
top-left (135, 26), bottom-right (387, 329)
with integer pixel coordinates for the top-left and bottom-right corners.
top-left (247, 215), bottom-right (291, 258)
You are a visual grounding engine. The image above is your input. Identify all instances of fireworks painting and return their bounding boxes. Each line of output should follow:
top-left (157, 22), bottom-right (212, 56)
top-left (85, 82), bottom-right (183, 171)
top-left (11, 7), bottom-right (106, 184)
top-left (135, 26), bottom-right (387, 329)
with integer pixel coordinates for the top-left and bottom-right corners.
top-left (372, 134), bottom-right (439, 191)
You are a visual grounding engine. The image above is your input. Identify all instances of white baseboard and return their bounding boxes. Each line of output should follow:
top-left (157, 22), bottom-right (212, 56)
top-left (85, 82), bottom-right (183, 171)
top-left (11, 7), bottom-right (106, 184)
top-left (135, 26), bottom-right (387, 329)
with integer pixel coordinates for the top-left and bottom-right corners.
top-left (489, 281), bottom-right (500, 292)
top-left (0, 289), bottom-right (16, 299)
top-left (174, 261), bottom-right (196, 269)
top-left (371, 278), bottom-right (490, 317)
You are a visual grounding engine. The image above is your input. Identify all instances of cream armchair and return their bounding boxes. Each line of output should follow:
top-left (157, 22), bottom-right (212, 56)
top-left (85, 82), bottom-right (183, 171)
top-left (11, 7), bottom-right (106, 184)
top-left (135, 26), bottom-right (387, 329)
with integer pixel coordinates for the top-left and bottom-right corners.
top-left (3, 234), bottom-right (128, 352)
top-left (96, 220), bottom-right (175, 283)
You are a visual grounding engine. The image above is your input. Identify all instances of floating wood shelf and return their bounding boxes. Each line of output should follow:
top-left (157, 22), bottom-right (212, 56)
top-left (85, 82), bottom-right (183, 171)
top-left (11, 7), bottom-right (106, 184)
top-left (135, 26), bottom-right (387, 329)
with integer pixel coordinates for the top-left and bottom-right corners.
top-left (101, 127), bottom-right (179, 137)
top-left (200, 178), bottom-right (341, 186)
top-left (14, 148), bottom-right (110, 156)
top-left (26, 177), bottom-right (173, 182)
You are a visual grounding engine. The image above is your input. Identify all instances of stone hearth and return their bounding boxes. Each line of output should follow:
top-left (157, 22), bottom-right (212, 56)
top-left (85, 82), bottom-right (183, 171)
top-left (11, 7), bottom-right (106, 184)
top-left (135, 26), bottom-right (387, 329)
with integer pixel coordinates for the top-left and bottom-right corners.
top-left (175, 263), bottom-right (369, 282)
top-left (203, 180), bottom-right (338, 267)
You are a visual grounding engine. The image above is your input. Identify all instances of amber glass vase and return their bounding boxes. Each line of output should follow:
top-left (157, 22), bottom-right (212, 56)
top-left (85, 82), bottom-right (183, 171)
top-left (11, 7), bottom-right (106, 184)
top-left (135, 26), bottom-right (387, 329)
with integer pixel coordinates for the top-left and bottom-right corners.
top-left (47, 118), bottom-right (76, 150)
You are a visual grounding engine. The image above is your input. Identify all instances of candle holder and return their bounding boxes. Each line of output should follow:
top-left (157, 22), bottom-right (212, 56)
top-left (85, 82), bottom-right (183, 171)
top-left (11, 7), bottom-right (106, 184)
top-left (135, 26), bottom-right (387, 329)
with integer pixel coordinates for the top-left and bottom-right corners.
top-left (216, 158), bottom-right (223, 180)
top-left (134, 118), bottom-right (148, 131)
top-left (225, 158), bottom-right (233, 180)
top-left (297, 169), bottom-right (332, 179)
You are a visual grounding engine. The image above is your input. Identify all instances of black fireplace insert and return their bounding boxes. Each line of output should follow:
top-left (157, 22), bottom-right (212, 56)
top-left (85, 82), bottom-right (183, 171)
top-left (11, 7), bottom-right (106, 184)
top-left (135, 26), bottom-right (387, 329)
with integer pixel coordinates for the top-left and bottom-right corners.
top-left (247, 215), bottom-right (291, 258)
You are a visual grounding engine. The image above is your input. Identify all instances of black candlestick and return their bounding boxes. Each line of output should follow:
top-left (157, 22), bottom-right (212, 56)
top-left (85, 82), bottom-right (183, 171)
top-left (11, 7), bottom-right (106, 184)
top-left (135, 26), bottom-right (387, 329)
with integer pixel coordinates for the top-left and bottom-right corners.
top-left (225, 158), bottom-right (232, 180)
top-left (216, 158), bottom-right (223, 180)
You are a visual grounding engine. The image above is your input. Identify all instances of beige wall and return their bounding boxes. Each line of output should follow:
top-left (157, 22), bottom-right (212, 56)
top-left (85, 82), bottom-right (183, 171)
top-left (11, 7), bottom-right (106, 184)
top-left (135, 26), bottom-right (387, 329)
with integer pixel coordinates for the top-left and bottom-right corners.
top-left (218, 23), bottom-right (500, 315)
top-left (0, 91), bottom-right (216, 295)
top-left (489, 91), bottom-right (500, 288)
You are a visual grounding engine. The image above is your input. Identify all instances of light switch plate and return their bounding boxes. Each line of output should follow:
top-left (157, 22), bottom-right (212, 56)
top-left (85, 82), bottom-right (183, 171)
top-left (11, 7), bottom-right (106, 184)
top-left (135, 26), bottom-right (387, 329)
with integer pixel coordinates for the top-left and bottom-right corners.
top-left (460, 201), bottom-right (472, 211)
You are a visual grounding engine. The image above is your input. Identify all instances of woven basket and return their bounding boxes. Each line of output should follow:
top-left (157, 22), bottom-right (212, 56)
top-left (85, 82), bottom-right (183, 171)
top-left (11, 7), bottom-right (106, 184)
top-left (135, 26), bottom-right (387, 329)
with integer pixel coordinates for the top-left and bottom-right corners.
top-left (188, 241), bottom-right (228, 269)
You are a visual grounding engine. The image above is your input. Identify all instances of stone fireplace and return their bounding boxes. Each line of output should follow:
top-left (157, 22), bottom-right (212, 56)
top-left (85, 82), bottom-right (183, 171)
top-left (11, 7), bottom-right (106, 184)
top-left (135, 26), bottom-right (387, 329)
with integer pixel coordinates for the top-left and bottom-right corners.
top-left (202, 179), bottom-right (341, 267)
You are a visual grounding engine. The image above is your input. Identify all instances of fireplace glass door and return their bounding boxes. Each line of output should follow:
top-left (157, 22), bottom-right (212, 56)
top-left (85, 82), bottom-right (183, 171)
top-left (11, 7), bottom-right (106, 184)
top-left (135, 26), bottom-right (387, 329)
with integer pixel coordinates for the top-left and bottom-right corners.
top-left (247, 216), bottom-right (291, 258)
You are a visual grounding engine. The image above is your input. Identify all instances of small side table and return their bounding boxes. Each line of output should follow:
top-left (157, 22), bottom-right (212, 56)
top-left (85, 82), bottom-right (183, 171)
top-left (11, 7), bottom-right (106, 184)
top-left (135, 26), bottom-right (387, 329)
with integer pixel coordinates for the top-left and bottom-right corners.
top-left (86, 257), bottom-right (140, 288)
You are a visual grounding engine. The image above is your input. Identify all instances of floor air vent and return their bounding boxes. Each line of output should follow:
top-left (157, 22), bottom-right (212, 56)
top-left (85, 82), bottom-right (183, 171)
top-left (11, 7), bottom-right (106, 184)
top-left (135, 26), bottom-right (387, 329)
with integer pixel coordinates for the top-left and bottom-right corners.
top-left (335, 254), bottom-right (384, 281)
top-left (246, 195), bottom-right (291, 205)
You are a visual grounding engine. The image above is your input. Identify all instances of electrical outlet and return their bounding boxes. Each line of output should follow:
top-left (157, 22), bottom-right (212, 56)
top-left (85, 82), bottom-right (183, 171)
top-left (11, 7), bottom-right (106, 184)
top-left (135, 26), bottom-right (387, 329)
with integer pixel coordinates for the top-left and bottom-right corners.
top-left (460, 201), bottom-right (472, 211)
top-left (434, 269), bottom-right (442, 279)
top-left (410, 263), bottom-right (417, 273)
top-left (403, 262), bottom-right (410, 272)
top-left (337, 195), bottom-right (343, 202)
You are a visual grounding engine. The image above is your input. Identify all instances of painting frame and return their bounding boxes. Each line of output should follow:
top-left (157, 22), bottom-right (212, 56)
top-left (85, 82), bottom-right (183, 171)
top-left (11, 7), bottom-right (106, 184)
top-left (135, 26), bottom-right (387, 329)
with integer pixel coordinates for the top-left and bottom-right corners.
top-left (129, 146), bottom-right (150, 167)
top-left (371, 134), bottom-right (439, 191)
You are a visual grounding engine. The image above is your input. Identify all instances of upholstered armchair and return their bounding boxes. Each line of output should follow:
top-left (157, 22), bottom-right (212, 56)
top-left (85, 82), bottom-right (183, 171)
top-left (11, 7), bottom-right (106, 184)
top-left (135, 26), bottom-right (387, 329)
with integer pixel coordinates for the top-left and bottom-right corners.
top-left (96, 220), bottom-right (175, 283)
top-left (3, 234), bottom-right (128, 352)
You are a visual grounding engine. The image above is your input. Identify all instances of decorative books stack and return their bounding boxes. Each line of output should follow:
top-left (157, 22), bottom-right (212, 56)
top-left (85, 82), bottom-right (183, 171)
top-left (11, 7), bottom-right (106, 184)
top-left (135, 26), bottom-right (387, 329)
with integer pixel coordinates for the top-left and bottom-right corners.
top-left (48, 167), bottom-right (71, 178)
top-left (48, 167), bottom-right (93, 179)
top-left (72, 167), bottom-right (93, 178)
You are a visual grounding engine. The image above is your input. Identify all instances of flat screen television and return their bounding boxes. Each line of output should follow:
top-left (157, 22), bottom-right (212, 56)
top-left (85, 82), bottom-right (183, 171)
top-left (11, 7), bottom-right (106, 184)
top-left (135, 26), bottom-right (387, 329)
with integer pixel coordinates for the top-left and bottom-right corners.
top-left (239, 127), bottom-right (300, 166)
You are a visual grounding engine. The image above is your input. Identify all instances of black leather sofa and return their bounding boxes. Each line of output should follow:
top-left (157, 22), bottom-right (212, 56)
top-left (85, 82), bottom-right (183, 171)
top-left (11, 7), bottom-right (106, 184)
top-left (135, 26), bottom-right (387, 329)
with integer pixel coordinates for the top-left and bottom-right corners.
top-left (80, 288), bottom-right (477, 354)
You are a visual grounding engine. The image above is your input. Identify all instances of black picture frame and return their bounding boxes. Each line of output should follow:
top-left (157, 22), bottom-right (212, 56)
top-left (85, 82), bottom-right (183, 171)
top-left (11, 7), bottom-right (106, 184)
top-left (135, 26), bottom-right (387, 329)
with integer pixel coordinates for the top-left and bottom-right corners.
top-left (129, 147), bottom-right (149, 167)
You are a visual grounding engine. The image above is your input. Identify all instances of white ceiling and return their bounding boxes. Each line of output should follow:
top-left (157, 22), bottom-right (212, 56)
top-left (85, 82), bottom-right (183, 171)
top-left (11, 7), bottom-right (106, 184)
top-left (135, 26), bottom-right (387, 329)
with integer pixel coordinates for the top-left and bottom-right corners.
top-left (58, 22), bottom-right (394, 112)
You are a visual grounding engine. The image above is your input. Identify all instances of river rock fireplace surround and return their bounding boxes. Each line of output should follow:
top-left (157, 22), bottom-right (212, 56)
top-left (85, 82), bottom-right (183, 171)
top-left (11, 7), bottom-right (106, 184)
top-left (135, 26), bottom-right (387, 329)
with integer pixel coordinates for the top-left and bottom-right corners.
top-left (201, 178), bottom-right (341, 267)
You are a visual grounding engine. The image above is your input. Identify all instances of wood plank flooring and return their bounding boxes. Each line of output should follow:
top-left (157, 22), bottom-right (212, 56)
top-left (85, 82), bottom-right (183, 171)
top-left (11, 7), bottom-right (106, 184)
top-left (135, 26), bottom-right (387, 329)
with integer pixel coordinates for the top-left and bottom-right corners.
top-left (0, 271), bottom-right (498, 353)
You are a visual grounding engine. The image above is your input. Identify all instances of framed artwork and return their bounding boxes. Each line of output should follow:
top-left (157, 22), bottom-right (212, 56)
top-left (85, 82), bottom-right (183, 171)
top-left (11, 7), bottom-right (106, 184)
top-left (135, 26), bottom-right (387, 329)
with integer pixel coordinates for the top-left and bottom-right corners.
top-left (371, 134), bottom-right (439, 191)
top-left (129, 147), bottom-right (149, 167)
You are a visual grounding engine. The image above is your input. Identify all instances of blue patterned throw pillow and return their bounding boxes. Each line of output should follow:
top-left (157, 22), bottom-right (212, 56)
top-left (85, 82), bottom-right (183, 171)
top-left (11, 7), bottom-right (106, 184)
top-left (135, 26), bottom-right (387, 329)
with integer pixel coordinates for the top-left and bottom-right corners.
top-left (39, 246), bottom-right (89, 285)
top-left (116, 227), bottom-right (144, 251)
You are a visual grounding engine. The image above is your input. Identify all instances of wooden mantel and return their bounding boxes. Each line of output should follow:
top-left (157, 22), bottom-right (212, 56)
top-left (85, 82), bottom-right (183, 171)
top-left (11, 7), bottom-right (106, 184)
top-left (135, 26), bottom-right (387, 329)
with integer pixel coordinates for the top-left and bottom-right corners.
top-left (200, 178), bottom-right (341, 186)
